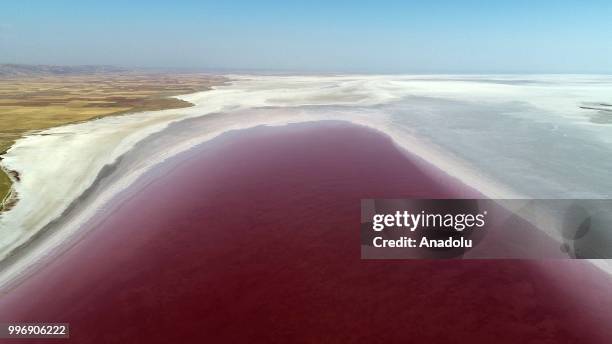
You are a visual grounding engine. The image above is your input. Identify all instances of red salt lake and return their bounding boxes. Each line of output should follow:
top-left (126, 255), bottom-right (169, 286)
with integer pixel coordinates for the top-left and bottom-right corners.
top-left (0, 121), bottom-right (610, 343)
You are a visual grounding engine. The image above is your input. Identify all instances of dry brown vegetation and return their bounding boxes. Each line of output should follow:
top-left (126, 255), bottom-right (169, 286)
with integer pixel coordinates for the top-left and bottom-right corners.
top-left (0, 72), bottom-right (226, 209)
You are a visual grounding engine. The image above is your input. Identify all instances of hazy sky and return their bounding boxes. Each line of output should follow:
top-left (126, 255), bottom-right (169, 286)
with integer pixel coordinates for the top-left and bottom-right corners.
top-left (1, 1), bottom-right (611, 73)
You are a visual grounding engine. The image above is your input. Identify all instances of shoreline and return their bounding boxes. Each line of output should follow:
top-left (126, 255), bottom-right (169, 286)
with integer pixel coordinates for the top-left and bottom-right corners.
top-left (0, 82), bottom-right (234, 272)
top-left (1, 121), bottom-right (610, 342)
top-left (0, 108), bottom-right (513, 290)
top-left (0, 95), bottom-right (197, 213)
top-left (0, 73), bottom-right (227, 210)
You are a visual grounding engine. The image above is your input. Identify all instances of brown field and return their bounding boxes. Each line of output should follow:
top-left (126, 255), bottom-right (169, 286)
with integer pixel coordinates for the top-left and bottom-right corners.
top-left (0, 72), bottom-right (226, 209)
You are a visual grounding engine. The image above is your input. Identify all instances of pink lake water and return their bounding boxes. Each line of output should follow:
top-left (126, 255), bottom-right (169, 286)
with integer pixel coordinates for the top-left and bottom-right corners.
top-left (0, 121), bottom-right (610, 343)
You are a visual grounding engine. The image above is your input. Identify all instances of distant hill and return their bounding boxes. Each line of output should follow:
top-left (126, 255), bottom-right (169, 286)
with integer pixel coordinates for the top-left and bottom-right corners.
top-left (0, 64), bottom-right (129, 77)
